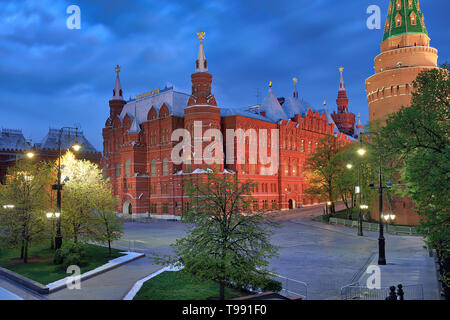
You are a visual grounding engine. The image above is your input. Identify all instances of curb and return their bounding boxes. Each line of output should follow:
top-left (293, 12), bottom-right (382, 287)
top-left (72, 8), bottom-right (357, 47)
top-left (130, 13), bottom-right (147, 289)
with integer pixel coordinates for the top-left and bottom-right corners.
top-left (0, 267), bottom-right (49, 295)
top-left (47, 251), bottom-right (145, 293)
top-left (122, 265), bottom-right (182, 300)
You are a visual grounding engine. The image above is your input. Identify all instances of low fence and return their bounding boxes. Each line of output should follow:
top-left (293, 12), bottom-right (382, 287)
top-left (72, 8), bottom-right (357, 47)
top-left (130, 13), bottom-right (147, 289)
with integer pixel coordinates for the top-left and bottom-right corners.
top-left (111, 239), bottom-right (150, 253)
top-left (328, 217), bottom-right (417, 235)
top-left (340, 284), bottom-right (424, 300)
top-left (269, 273), bottom-right (308, 300)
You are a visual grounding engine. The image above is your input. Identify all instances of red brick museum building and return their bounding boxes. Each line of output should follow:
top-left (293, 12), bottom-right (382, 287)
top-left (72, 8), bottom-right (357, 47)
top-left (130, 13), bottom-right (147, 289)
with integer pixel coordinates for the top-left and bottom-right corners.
top-left (101, 34), bottom-right (356, 219)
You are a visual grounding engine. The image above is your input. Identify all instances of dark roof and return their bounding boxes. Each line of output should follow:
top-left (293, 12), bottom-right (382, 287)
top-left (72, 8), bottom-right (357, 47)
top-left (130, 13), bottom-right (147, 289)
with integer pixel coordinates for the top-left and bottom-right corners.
top-left (38, 128), bottom-right (98, 154)
top-left (0, 129), bottom-right (31, 151)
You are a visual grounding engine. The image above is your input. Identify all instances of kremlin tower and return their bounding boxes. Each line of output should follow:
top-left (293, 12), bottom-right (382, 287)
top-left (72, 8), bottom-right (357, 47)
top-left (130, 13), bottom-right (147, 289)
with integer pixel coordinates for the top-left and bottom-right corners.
top-left (184, 31), bottom-right (222, 172)
top-left (331, 67), bottom-right (355, 136)
top-left (366, 0), bottom-right (438, 122)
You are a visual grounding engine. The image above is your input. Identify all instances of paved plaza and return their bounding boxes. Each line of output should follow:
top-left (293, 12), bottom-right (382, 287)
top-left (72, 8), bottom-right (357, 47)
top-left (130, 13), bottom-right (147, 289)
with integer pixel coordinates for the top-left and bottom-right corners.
top-left (0, 204), bottom-right (441, 300)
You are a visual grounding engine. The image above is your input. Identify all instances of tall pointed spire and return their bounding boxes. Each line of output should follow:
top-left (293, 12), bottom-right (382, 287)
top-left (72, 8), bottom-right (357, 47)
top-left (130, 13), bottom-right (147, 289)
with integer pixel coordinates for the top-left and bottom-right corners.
top-left (292, 77), bottom-right (298, 99)
top-left (338, 67), bottom-right (345, 91)
top-left (336, 67), bottom-right (349, 112)
top-left (195, 30), bottom-right (207, 73)
top-left (355, 113), bottom-right (364, 138)
top-left (187, 30), bottom-right (217, 107)
top-left (383, 0), bottom-right (428, 42)
top-left (113, 65), bottom-right (124, 100)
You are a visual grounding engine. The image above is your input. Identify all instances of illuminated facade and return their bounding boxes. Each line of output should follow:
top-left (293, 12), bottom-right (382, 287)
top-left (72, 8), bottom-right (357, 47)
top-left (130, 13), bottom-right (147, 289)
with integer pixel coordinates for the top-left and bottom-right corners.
top-left (101, 33), bottom-right (353, 218)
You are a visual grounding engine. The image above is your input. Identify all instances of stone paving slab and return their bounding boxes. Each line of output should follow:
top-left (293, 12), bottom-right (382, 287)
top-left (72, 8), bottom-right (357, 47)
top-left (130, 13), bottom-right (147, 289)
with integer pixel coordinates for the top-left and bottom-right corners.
top-left (47, 251), bottom-right (144, 292)
top-left (48, 256), bottom-right (162, 300)
top-left (0, 286), bottom-right (23, 300)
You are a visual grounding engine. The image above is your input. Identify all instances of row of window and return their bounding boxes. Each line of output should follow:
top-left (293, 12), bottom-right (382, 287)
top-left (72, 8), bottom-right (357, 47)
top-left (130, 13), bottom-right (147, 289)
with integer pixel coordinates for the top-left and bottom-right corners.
top-left (386, 12), bottom-right (419, 31)
top-left (114, 158), bottom-right (170, 178)
top-left (389, 0), bottom-right (416, 14)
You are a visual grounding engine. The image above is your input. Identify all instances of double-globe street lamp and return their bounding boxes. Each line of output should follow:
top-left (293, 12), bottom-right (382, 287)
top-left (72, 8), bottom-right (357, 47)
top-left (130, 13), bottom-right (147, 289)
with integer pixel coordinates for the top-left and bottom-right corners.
top-left (352, 133), bottom-right (367, 237)
top-left (356, 146), bottom-right (366, 237)
top-left (356, 131), bottom-right (388, 265)
top-left (53, 127), bottom-right (82, 250)
top-left (369, 158), bottom-right (391, 266)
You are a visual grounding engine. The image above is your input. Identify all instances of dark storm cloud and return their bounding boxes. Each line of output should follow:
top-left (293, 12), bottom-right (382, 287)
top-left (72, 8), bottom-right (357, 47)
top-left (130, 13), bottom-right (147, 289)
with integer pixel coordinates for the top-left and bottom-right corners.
top-left (0, 0), bottom-right (448, 149)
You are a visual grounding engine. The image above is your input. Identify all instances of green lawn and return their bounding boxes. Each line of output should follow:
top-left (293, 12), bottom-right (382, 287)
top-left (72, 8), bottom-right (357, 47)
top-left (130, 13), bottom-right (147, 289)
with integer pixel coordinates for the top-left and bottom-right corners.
top-left (133, 271), bottom-right (247, 300)
top-left (0, 241), bottom-right (123, 285)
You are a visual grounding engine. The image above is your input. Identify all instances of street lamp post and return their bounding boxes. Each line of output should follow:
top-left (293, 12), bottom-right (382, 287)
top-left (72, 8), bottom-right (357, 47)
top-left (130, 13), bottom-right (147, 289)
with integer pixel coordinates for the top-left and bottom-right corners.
top-left (53, 127), bottom-right (81, 250)
top-left (377, 159), bottom-right (387, 265)
top-left (46, 212), bottom-right (60, 250)
top-left (356, 136), bottom-right (366, 237)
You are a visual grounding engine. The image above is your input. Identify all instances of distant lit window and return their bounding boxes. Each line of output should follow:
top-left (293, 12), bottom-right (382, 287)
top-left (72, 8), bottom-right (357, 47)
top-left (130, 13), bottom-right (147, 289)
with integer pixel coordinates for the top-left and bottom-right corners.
top-left (410, 12), bottom-right (417, 25)
top-left (116, 164), bottom-right (121, 178)
top-left (163, 158), bottom-right (169, 176)
top-left (125, 160), bottom-right (131, 178)
top-left (151, 159), bottom-right (157, 177)
top-left (395, 13), bottom-right (402, 27)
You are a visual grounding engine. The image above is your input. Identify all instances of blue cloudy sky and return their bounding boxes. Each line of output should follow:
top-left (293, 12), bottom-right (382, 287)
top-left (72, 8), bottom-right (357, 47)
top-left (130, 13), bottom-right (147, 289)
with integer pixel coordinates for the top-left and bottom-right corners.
top-left (1, 0), bottom-right (448, 150)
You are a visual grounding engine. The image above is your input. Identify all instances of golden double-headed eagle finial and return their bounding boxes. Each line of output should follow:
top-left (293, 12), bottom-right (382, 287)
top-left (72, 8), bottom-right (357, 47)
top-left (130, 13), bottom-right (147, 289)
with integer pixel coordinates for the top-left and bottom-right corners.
top-left (269, 81), bottom-right (272, 88)
top-left (115, 65), bottom-right (121, 74)
top-left (293, 77), bottom-right (298, 84)
top-left (197, 30), bottom-right (206, 42)
top-left (339, 67), bottom-right (344, 73)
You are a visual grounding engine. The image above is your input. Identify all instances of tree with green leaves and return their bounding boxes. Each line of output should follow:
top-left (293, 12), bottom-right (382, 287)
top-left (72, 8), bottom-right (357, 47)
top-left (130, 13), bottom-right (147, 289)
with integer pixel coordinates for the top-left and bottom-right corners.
top-left (153, 172), bottom-right (278, 300)
top-left (305, 134), bottom-right (345, 214)
top-left (333, 146), bottom-right (358, 219)
top-left (374, 64), bottom-right (449, 297)
top-left (89, 180), bottom-right (124, 257)
top-left (0, 160), bottom-right (53, 263)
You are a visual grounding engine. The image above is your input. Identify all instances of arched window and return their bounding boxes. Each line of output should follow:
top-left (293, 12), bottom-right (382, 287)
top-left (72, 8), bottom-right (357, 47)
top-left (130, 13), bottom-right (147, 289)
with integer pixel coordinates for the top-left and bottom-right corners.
top-left (151, 159), bottom-right (157, 177)
top-left (163, 158), bottom-right (169, 176)
top-left (395, 13), bottom-right (402, 27)
top-left (308, 141), bottom-right (312, 154)
top-left (396, 0), bottom-right (401, 10)
top-left (283, 160), bottom-right (289, 176)
top-left (301, 139), bottom-right (305, 152)
top-left (292, 162), bottom-right (297, 176)
top-left (116, 164), bottom-right (121, 178)
top-left (125, 160), bottom-right (131, 178)
top-left (408, 0), bottom-right (413, 9)
top-left (410, 12), bottom-right (417, 25)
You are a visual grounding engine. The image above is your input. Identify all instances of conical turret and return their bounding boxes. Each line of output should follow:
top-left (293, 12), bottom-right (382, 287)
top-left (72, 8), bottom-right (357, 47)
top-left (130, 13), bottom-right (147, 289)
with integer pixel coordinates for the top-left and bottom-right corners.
top-left (383, 0), bottom-right (427, 42)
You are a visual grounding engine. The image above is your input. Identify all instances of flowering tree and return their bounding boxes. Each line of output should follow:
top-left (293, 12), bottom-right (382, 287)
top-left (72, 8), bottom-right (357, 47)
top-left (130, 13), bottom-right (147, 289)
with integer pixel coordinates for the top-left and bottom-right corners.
top-left (0, 160), bottom-right (53, 263)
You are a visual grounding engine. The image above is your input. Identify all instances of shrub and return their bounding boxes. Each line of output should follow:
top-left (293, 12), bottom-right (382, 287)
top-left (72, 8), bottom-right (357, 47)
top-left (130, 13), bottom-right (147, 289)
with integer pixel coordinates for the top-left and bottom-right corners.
top-left (260, 277), bottom-right (283, 293)
top-left (54, 242), bottom-right (88, 270)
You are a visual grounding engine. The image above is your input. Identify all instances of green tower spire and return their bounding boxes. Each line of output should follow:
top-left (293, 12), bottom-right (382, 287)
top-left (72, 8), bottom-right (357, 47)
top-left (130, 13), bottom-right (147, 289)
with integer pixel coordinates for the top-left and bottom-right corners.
top-left (383, 0), bottom-right (428, 42)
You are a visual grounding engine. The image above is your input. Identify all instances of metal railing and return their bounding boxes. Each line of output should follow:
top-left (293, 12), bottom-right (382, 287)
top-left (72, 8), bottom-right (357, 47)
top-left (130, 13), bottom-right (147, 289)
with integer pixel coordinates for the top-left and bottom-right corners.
top-left (110, 239), bottom-right (149, 253)
top-left (329, 217), bottom-right (417, 235)
top-left (340, 284), bottom-right (424, 300)
top-left (269, 273), bottom-right (308, 300)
